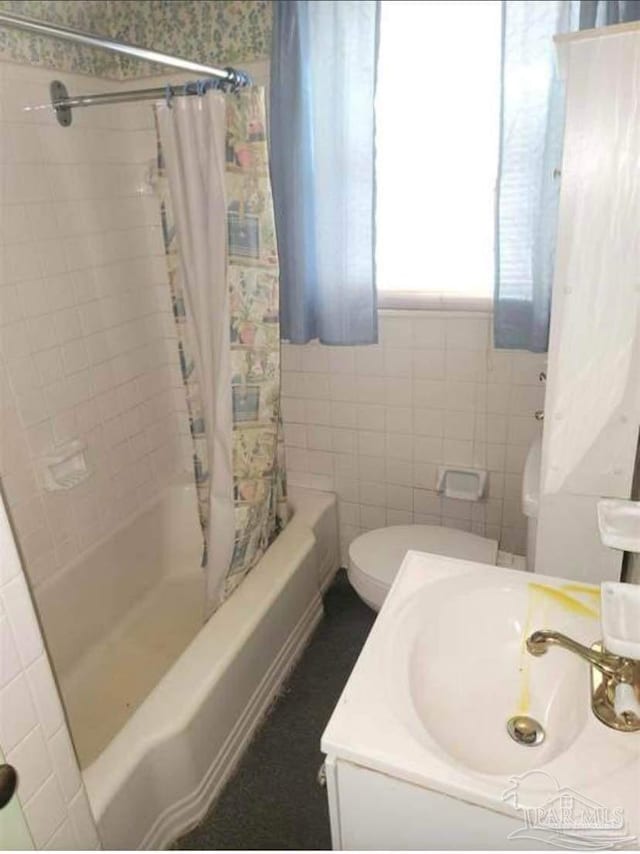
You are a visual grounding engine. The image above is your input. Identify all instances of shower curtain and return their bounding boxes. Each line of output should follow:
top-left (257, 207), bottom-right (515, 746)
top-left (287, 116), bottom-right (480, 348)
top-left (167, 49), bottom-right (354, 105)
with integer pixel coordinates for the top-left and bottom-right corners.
top-left (156, 87), bottom-right (287, 617)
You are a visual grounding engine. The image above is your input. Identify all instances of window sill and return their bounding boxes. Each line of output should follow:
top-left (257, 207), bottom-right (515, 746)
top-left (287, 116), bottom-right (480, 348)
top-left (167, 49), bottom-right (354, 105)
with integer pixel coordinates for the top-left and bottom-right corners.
top-left (377, 291), bottom-right (493, 313)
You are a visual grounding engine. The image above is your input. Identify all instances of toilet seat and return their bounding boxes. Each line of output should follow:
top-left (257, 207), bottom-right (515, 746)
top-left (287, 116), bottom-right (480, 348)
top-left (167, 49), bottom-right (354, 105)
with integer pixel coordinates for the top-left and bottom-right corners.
top-left (348, 525), bottom-right (498, 611)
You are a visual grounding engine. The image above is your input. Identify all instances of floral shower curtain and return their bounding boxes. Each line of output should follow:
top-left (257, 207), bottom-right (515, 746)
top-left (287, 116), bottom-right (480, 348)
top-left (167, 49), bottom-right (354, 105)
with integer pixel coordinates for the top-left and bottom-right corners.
top-left (156, 86), bottom-right (288, 617)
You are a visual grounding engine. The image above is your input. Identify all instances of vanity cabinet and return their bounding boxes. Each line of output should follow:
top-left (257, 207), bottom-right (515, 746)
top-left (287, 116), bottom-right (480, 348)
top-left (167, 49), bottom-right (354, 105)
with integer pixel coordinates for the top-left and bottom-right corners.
top-left (321, 551), bottom-right (639, 851)
top-left (324, 756), bottom-right (533, 851)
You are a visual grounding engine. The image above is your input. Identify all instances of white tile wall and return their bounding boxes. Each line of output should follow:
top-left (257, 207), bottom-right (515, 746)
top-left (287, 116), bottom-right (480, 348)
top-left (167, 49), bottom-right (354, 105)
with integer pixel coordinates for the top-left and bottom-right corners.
top-left (0, 62), bottom-right (192, 595)
top-left (282, 312), bottom-right (547, 563)
top-left (0, 489), bottom-right (99, 849)
top-left (0, 57), bottom-right (273, 853)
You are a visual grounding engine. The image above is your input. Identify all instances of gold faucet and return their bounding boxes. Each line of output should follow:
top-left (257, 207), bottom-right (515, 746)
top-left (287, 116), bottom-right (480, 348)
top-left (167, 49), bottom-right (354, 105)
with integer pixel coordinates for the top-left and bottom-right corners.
top-left (527, 629), bottom-right (640, 732)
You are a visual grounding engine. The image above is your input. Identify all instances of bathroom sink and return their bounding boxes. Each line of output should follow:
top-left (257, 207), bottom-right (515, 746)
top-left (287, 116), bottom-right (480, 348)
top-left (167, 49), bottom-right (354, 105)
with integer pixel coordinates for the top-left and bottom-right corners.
top-left (397, 574), bottom-right (596, 774)
top-left (322, 551), bottom-right (640, 840)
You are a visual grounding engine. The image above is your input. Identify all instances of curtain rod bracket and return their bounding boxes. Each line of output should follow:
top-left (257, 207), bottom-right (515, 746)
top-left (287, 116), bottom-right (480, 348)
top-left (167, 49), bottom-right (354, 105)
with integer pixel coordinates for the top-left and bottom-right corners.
top-left (51, 80), bottom-right (72, 126)
top-left (45, 75), bottom-right (251, 126)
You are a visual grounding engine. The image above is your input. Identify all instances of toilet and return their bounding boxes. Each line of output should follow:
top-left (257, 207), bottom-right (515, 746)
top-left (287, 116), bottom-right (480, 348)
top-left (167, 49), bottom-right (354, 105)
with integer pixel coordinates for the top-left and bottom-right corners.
top-left (348, 525), bottom-right (498, 611)
top-left (348, 437), bottom-right (542, 611)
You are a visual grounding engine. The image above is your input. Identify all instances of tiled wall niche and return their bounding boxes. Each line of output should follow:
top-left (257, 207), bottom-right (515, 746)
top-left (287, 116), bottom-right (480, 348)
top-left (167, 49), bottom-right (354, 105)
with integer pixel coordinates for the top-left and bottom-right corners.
top-left (281, 312), bottom-right (547, 564)
top-left (0, 60), bottom-right (192, 596)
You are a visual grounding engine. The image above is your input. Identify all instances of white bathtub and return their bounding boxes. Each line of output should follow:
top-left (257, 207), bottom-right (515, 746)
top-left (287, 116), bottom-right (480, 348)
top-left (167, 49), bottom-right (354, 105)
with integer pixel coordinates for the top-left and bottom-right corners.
top-left (35, 482), bottom-right (339, 849)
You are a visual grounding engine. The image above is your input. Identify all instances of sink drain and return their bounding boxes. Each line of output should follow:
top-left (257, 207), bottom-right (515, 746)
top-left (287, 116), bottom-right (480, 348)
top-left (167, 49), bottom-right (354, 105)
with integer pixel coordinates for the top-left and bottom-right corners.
top-left (507, 715), bottom-right (545, 746)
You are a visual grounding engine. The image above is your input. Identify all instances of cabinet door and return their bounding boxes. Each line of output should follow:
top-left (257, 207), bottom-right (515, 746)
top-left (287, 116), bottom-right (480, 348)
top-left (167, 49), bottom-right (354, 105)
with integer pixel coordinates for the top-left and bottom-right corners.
top-left (334, 760), bottom-right (537, 851)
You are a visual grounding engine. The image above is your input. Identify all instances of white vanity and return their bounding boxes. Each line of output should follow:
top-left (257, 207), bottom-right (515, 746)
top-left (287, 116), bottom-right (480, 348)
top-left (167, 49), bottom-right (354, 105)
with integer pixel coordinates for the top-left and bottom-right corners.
top-left (321, 551), bottom-right (640, 850)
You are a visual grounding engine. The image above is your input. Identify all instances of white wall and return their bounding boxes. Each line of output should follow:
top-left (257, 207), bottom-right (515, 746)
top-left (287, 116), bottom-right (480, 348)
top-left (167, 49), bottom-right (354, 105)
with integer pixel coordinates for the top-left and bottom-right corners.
top-left (281, 311), bottom-right (547, 564)
top-left (0, 57), bottom-right (195, 852)
top-left (0, 61), bottom-right (192, 597)
top-left (0, 56), bottom-right (273, 853)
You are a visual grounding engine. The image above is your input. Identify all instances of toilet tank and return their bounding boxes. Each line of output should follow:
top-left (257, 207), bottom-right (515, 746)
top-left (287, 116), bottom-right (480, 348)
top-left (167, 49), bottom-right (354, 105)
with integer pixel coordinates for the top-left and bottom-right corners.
top-left (522, 434), bottom-right (542, 572)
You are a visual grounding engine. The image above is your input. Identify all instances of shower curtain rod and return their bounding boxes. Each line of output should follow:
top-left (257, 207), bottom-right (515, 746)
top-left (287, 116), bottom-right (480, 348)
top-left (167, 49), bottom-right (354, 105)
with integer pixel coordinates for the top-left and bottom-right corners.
top-left (0, 10), bottom-right (249, 126)
top-left (0, 11), bottom-right (237, 79)
top-left (44, 77), bottom-right (250, 127)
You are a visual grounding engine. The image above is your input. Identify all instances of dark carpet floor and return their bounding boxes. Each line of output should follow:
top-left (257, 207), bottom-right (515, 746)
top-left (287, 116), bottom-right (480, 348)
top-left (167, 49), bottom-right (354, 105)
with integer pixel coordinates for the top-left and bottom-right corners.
top-left (175, 569), bottom-right (376, 851)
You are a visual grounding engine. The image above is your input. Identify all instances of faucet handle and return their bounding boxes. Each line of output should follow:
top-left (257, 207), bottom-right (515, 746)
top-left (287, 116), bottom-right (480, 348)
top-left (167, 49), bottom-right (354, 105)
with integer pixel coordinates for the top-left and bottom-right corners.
top-left (601, 582), bottom-right (640, 660)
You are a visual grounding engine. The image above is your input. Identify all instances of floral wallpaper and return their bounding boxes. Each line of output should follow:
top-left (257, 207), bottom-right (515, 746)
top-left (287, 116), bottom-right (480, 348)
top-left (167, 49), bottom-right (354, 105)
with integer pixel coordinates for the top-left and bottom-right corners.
top-left (112, 0), bottom-right (272, 79)
top-left (0, 0), bottom-right (272, 79)
top-left (0, 0), bottom-right (120, 77)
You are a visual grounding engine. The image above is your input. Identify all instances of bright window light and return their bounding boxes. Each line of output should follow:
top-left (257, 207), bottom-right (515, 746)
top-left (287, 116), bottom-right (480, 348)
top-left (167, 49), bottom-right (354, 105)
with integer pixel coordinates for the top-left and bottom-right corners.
top-left (375, 0), bottom-right (502, 302)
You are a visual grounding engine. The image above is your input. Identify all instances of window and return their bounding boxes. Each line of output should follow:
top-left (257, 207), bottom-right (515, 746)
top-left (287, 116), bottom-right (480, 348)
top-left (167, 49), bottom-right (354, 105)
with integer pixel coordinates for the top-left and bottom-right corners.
top-left (375, 0), bottom-right (502, 308)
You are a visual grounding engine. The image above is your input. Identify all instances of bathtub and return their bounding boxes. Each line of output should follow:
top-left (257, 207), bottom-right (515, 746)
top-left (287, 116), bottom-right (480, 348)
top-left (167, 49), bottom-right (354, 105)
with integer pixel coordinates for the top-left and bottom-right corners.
top-left (35, 481), bottom-right (339, 849)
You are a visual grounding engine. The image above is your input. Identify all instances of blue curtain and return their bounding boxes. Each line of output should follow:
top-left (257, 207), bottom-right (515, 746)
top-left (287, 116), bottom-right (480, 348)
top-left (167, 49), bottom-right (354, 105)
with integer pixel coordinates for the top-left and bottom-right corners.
top-left (270, 0), bottom-right (379, 345)
top-left (579, 0), bottom-right (640, 26)
top-left (494, 0), bottom-right (640, 352)
top-left (494, 2), bottom-right (576, 352)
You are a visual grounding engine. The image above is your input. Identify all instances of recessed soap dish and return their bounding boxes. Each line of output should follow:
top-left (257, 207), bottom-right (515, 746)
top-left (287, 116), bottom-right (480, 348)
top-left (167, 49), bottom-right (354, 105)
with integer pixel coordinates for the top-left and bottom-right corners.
top-left (41, 439), bottom-right (91, 491)
top-left (437, 466), bottom-right (487, 502)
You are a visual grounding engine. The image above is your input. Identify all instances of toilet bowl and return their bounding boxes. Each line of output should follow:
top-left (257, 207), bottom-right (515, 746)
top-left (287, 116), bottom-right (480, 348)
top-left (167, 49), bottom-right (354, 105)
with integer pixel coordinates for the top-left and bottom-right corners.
top-left (348, 525), bottom-right (499, 611)
top-left (349, 436), bottom-right (542, 611)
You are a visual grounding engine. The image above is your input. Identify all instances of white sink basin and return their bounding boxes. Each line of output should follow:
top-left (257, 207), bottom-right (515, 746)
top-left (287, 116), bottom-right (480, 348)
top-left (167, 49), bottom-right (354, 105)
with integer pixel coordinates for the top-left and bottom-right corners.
top-left (399, 575), bottom-right (595, 774)
top-left (322, 551), bottom-right (640, 841)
